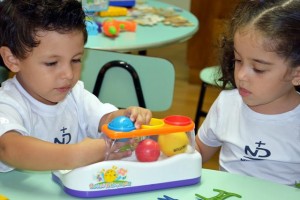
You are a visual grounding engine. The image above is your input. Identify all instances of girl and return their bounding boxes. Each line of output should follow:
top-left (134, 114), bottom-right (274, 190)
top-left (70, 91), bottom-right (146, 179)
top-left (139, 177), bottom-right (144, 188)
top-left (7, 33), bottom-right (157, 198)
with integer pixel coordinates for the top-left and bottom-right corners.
top-left (196, 0), bottom-right (300, 186)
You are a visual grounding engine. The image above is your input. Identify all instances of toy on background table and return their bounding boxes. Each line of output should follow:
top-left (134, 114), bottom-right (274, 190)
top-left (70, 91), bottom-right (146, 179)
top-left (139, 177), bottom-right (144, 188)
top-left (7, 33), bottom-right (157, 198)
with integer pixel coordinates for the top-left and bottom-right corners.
top-left (81, 0), bottom-right (108, 36)
top-left (109, 0), bottom-right (136, 8)
top-left (52, 115), bottom-right (202, 198)
top-left (102, 19), bottom-right (137, 37)
top-left (0, 194), bottom-right (8, 200)
top-left (98, 6), bottom-right (128, 17)
top-left (85, 18), bottom-right (100, 35)
top-left (81, 0), bottom-right (109, 13)
top-left (129, 4), bottom-right (194, 27)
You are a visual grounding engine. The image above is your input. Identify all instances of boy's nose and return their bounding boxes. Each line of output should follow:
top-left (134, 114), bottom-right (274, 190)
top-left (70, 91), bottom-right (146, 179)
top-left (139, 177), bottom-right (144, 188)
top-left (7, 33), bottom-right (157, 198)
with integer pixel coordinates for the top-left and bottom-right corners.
top-left (62, 65), bottom-right (74, 80)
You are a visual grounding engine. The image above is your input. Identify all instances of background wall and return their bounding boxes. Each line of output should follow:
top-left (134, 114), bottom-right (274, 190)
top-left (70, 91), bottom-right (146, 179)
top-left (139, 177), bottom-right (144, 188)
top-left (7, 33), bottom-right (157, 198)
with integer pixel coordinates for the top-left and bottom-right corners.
top-left (159, 0), bottom-right (190, 10)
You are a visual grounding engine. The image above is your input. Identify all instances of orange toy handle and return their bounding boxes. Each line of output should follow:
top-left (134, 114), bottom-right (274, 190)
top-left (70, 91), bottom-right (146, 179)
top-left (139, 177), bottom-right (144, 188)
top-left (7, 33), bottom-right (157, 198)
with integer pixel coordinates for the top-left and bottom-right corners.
top-left (102, 19), bottom-right (120, 37)
top-left (102, 116), bottom-right (195, 139)
top-left (117, 20), bottom-right (137, 32)
top-left (102, 19), bottom-right (137, 37)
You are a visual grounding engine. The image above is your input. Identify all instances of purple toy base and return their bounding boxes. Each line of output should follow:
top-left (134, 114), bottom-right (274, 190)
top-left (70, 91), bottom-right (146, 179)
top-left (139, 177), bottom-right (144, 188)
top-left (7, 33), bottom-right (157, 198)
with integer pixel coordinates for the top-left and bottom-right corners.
top-left (52, 173), bottom-right (201, 198)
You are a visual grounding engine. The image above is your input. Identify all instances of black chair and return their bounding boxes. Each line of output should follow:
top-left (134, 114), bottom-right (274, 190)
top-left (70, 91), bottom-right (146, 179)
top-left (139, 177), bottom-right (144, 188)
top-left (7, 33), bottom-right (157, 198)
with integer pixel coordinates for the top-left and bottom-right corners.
top-left (80, 49), bottom-right (175, 112)
top-left (0, 65), bottom-right (9, 85)
top-left (194, 66), bottom-right (223, 130)
top-left (92, 60), bottom-right (146, 108)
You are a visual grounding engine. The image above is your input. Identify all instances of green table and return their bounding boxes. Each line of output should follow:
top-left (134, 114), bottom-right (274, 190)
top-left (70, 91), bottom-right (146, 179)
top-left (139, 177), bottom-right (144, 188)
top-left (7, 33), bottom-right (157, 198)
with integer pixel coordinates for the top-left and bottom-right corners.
top-left (1, 169), bottom-right (299, 200)
top-left (85, 0), bottom-right (199, 52)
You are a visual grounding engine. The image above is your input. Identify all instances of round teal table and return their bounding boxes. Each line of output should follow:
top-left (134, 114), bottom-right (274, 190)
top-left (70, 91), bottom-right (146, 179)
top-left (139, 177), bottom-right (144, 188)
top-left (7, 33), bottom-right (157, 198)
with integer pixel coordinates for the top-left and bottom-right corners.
top-left (85, 0), bottom-right (199, 52)
top-left (1, 169), bottom-right (299, 200)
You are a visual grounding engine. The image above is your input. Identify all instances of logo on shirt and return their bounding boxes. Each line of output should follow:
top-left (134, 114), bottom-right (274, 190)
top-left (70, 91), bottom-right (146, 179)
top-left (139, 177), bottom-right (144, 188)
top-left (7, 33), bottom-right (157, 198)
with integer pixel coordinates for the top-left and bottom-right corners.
top-left (54, 127), bottom-right (71, 144)
top-left (241, 141), bottom-right (271, 161)
top-left (0, 117), bottom-right (9, 124)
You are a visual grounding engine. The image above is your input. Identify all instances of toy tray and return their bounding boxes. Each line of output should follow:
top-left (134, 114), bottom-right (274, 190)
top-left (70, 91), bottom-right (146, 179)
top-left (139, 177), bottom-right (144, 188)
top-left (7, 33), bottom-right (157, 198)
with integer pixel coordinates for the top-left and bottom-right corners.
top-left (52, 115), bottom-right (201, 198)
top-left (52, 152), bottom-right (202, 198)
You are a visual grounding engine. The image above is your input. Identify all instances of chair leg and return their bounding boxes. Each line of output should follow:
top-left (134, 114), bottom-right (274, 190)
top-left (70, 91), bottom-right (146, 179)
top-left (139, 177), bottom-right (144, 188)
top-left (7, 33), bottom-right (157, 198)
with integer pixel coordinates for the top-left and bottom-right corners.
top-left (138, 50), bottom-right (147, 55)
top-left (194, 82), bottom-right (208, 132)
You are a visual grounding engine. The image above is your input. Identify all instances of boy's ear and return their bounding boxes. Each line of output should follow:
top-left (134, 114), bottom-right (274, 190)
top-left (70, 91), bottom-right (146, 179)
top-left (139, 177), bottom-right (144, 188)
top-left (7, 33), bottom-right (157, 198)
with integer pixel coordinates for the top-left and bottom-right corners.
top-left (292, 65), bottom-right (300, 86)
top-left (0, 46), bottom-right (20, 72)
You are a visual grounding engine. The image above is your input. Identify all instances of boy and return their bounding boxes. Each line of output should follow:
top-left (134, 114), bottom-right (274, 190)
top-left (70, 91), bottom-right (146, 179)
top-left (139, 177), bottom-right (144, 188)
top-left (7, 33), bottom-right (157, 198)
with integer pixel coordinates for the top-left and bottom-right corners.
top-left (0, 0), bottom-right (151, 172)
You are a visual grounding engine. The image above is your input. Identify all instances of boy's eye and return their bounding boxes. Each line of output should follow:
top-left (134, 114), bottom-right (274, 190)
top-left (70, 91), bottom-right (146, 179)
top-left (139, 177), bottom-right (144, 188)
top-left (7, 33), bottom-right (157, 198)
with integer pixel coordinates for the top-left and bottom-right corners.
top-left (253, 68), bottom-right (265, 74)
top-left (45, 61), bottom-right (57, 66)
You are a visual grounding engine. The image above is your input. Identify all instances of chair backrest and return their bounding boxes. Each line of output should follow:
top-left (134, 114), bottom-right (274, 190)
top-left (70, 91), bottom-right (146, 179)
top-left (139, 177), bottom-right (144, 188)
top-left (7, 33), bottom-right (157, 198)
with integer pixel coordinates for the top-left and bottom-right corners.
top-left (0, 66), bottom-right (9, 85)
top-left (81, 49), bottom-right (175, 111)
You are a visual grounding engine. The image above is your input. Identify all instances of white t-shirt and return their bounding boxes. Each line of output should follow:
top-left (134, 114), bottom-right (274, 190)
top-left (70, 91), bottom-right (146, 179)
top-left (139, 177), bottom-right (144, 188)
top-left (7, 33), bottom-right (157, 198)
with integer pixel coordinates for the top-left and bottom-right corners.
top-left (0, 77), bottom-right (117, 172)
top-left (198, 89), bottom-right (300, 186)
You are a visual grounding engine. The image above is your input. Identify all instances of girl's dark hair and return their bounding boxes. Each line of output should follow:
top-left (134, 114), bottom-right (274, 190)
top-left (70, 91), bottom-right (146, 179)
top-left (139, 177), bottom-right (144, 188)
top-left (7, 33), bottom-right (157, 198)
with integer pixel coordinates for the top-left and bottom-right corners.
top-left (219, 0), bottom-right (300, 89)
top-left (0, 0), bottom-right (87, 65)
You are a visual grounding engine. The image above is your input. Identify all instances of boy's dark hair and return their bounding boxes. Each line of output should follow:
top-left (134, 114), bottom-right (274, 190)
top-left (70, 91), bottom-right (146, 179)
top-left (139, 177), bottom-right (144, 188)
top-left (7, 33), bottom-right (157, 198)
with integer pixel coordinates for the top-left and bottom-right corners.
top-left (219, 0), bottom-right (300, 89)
top-left (0, 0), bottom-right (87, 67)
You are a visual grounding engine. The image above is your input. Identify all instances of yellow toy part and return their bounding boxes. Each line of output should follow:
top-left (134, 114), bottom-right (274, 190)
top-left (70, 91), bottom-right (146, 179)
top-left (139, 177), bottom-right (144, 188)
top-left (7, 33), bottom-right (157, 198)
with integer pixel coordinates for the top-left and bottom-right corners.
top-left (0, 194), bottom-right (8, 200)
top-left (98, 6), bottom-right (128, 17)
top-left (104, 169), bottom-right (118, 183)
top-left (158, 132), bottom-right (189, 157)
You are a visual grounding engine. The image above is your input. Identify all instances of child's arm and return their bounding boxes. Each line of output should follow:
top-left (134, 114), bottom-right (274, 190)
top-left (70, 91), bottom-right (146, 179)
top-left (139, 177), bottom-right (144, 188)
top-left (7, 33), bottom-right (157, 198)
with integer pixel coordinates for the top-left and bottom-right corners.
top-left (0, 131), bottom-right (127, 171)
top-left (195, 136), bottom-right (220, 163)
top-left (99, 106), bottom-right (152, 131)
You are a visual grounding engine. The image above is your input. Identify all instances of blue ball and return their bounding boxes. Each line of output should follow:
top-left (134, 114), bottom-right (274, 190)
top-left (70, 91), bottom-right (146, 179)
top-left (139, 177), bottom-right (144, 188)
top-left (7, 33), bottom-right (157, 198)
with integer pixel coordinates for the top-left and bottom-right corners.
top-left (108, 116), bottom-right (135, 132)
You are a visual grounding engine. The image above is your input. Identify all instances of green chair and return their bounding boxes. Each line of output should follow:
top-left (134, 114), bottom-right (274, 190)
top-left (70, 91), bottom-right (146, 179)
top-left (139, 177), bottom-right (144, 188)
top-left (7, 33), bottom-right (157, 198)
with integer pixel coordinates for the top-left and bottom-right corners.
top-left (0, 66), bottom-right (9, 85)
top-left (81, 49), bottom-right (175, 112)
top-left (194, 66), bottom-right (223, 130)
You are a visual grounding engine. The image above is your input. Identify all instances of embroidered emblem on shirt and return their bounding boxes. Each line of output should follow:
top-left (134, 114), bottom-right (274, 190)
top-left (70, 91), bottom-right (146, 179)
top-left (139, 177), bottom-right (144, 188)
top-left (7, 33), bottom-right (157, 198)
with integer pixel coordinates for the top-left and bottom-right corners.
top-left (0, 117), bottom-right (9, 124)
top-left (241, 141), bottom-right (271, 161)
top-left (54, 127), bottom-right (71, 144)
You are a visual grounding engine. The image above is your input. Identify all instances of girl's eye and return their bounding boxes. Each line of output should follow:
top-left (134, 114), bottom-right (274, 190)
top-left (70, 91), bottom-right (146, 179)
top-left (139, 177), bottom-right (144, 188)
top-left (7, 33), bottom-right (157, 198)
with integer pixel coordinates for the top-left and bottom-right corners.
top-left (233, 59), bottom-right (242, 64)
top-left (72, 59), bottom-right (81, 63)
top-left (45, 61), bottom-right (57, 67)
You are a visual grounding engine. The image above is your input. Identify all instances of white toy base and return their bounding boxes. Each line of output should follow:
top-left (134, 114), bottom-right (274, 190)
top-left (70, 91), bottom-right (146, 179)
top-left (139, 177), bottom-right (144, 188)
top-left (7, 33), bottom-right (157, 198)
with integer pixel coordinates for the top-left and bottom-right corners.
top-left (52, 152), bottom-right (202, 198)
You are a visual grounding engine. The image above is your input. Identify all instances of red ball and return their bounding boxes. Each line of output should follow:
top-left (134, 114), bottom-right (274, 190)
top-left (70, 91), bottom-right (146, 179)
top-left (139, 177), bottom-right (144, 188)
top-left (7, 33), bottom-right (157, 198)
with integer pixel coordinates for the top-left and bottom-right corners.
top-left (135, 139), bottom-right (160, 162)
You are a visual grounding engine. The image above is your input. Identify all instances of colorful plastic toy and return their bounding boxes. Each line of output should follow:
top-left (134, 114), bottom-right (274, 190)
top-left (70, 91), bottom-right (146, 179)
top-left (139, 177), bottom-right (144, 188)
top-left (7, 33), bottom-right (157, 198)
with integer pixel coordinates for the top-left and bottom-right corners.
top-left (195, 188), bottom-right (242, 200)
top-left (135, 138), bottom-right (160, 162)
top-left (109, 0), bottom-right (136, 8)
top-left (158, 131), bottom-right (189, 157)
top-left (52, 115), bottom-right (202, 198)
top-left (295, 181), bottom-right (300, 189)
top-left (98, 6), bottom-right (128, 17)
top-left (85, 19), bottom-right (99, 35)
top-left (102, 19), bottom-right (137, 37)
top-left (81, 0), bottom-right (109, 13)
top-left (0, 194), bottom-right (8, 200)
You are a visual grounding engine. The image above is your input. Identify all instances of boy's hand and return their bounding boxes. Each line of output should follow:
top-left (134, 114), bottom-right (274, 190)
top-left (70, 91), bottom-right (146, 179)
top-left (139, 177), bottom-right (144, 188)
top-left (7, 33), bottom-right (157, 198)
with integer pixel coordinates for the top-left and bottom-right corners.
top-left (105, 139), bottom-right (134, 160)
top-left (77, 138), bottom-right (133, 165)
top-left (124, 106), bottom-right (152, 129)
top-left (100, 106), bottom-right (152, 130)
